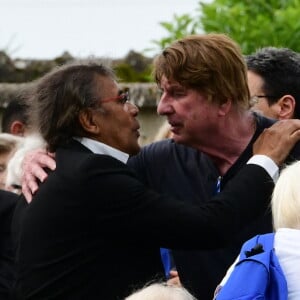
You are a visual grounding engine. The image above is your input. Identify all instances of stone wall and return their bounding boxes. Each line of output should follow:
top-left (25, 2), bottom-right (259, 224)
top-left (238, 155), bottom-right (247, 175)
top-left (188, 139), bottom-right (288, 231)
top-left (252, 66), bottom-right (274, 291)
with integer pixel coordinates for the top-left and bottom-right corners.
top-left (0, 82), bottom-right (165, 146)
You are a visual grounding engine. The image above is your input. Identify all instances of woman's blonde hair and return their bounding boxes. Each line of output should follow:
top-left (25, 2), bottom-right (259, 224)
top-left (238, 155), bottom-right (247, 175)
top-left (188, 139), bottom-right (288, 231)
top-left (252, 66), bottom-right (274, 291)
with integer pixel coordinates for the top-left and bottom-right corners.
top-left (272, 161), bottom-right (300, 230)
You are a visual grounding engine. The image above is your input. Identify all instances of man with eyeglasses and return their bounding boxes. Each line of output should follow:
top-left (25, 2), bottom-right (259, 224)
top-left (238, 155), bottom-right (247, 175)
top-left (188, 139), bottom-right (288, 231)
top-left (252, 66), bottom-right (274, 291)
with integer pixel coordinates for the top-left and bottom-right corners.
top-left (247, 47), bottom-right (300, 120)
top-left (20, 36), bottom-right (300, 299)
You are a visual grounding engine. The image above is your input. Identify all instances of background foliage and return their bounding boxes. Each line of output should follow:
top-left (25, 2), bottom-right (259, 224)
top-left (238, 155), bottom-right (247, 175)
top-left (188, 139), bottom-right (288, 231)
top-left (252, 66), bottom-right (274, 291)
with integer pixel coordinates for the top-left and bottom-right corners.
top-left (152, 0), bottom-right (300, 54)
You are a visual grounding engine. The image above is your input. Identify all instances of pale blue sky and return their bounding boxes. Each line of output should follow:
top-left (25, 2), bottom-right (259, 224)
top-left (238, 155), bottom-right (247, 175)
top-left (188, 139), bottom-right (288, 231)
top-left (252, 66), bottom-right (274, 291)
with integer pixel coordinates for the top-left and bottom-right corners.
top-left (1, 0), bottom-right (201, 59)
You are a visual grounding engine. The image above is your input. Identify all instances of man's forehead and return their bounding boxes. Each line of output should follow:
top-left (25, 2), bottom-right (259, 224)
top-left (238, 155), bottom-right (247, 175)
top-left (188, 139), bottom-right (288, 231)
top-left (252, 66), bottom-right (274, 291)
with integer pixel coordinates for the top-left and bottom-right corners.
top-left (160, 76), bottom-right (184, 89)
top-left (95, 76), bottom-right (118, 92)
top-left (247, 71), bottom-right (265, 93)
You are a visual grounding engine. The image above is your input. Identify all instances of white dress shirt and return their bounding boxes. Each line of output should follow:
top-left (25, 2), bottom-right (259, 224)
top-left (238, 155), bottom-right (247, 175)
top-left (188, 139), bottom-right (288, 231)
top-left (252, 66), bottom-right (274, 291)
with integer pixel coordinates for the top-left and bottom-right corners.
top-left (73, 137), bottom-right (129, 164)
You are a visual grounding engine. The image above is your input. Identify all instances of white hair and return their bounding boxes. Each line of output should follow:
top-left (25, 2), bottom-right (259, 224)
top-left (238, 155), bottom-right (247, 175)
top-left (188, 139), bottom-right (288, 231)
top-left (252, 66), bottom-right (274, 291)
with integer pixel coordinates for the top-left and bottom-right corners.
top-left (5, 133), bottom-right (46, 189)
top-left (272, 161), bottom-right (300, 230)
top-left (125, 283), bottom-right (196, 300)
top-left (0, 133), bottom-right (24, 152)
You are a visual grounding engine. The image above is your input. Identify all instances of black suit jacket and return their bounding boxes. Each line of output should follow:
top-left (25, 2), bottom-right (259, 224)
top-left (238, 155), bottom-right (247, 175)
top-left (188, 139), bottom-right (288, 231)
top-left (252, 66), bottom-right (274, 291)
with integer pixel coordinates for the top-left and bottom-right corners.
top-left (0, 190), bottom-right (18, 299)
top-left (13, 140), bottom-right (274, 300)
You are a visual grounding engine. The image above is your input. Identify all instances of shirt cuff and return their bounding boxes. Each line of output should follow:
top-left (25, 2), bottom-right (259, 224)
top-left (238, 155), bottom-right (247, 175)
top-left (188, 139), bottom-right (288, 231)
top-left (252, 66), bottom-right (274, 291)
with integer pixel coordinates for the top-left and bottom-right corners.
top-left (247, 154), bottom-right (279, 182)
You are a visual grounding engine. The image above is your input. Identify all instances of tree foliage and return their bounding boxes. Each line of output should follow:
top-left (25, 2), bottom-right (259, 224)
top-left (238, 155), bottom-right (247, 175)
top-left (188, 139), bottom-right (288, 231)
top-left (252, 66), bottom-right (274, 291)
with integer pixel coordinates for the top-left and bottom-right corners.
top-left (113, 50), bottom-right (153, 82)
top-left (152, 0), bottom-right (300, 54)
top-left (147, 14), bottom-right (198, 51)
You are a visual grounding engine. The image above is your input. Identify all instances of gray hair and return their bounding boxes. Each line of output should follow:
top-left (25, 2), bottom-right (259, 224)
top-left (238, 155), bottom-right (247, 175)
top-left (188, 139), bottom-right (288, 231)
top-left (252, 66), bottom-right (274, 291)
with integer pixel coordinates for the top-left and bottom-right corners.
top-left (125, 283), bottom-right (197, 300)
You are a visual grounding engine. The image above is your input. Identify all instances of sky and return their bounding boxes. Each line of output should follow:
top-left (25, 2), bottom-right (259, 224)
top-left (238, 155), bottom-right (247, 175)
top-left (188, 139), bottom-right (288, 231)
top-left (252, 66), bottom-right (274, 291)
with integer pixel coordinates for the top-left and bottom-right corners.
top-left (1, 0), bottom-right (201, 60)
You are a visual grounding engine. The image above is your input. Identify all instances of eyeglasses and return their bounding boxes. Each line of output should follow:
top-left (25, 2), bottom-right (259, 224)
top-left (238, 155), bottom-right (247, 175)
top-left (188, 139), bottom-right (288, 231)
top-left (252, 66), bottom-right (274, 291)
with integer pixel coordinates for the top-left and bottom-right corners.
top-left (96, 90), bottom-right (135, 112)
top-left (101, 91), bottom-right (130, 105)
top-left (250, 95), bottom-right (279, 106)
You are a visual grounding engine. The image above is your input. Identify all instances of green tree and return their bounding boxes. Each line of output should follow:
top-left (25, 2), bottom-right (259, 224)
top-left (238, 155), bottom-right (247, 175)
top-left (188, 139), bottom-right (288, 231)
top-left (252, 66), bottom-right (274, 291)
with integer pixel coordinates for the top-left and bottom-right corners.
top-left (114, 51), bottom-right (153, 82)
top-left (200, 0), bottom-right (300, 53)
top-left (146, 14), bottom-right (198, 52)
top-left (152, 0), bottom-right (300, 54)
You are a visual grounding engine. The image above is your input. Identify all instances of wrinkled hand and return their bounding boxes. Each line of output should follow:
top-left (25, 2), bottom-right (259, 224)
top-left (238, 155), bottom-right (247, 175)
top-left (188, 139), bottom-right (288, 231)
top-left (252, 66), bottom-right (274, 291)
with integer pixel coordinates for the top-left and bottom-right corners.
top-left (253, 119), bottom-right (300, 166)
top-left (22, 148), bottom-right (56, 203)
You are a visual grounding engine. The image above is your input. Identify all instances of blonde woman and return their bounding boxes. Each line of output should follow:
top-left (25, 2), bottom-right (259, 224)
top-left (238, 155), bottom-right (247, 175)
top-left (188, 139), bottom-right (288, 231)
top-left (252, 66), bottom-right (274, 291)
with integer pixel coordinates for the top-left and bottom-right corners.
top-left (216, 161), bottom-right (300, 299)
top-left (270, 161), bottom-right (300, 299)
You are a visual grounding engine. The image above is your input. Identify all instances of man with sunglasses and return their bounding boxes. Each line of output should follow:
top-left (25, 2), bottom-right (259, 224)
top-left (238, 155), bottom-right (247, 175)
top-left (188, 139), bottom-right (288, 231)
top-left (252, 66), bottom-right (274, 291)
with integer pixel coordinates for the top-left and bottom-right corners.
top-left (20, 36), bottom-right (300, 299)
top-left (247, 47), bottom-right (300, 120)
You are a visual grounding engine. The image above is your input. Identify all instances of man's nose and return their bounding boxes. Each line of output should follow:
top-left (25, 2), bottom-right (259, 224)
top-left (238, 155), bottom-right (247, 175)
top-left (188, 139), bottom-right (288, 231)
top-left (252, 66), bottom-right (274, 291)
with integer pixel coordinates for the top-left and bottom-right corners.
top-left (125, 102), bottom-right (139, 116)
top-left (157, 94), bottom-right (173, 116)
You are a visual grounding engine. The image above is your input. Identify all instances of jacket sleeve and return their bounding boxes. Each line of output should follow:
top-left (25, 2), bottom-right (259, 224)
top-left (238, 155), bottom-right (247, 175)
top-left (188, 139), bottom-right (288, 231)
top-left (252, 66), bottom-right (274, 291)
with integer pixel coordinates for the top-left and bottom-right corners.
top-left (88, 163), bottom-right (274, 250)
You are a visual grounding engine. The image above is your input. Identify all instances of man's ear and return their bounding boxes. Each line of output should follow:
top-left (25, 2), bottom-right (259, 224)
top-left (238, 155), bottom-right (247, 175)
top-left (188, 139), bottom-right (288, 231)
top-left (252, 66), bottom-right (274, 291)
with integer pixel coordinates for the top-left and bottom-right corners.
top-left (78, 109), bottom-right (101, 135)
top-left (10, 121), bottom-right (26, 136)
top-left (218, 99), bottom-right (232, 116)
top-left (277, 95), bottom-right (296, 120)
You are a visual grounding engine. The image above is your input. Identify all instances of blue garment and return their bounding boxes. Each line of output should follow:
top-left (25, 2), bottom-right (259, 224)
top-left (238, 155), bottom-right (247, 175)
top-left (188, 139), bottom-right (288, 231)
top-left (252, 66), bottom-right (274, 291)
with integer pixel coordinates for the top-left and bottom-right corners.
top-left (216, 233), bottom-right (288, 300)
top-left (160, 248), bottom-right (175, 278)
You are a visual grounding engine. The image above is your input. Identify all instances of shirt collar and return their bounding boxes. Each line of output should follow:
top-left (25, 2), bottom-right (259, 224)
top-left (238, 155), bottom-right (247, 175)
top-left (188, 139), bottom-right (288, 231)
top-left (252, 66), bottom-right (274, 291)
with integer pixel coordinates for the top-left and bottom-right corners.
top-left (73, 137), bottom-right (129, 164)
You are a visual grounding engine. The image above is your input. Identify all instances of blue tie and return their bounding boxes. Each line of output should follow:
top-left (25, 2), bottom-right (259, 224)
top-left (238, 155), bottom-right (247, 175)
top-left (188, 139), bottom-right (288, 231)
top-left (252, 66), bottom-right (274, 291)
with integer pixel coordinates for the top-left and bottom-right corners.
top-left (215, 176), bottom-right (222, 194)
top-left (160, 247), bottom-right (174, 278)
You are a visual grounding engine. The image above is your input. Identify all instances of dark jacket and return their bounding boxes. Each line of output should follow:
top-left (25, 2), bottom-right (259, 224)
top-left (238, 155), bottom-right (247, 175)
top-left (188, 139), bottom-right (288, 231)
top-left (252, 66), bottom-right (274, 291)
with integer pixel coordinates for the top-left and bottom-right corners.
top-left (13, 140), bottom-right (273, 300)
top-left (0, 189), bottom-right (18, 299)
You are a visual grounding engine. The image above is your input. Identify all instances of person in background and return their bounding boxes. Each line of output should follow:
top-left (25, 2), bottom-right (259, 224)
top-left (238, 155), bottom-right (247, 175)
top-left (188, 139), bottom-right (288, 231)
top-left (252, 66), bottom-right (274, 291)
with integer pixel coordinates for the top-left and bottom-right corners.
top-left (0, 91), bottom-right (30, 299)
top-left (5, 134), bottom-right (45, 194)
top-left (12, 61), bottom-right (300, 300)
top-left (20, 34), bottom-right (300, 299)
top-left (0, 133), bottom-right (24, 297)
top-left (270, 161), bottom-right (300, 299)
top-left (1, 88), bottom-right (31, 136)
top-left (125, 282), bottom-right (196, 300)
top-left (1, 87), bottom-right (48, 192)
top-left (246, 47), bottom-right (300, 119)
top-left (216, 160), bottom-right (300, 299)
top-left (0, 133), bottom-right (24, 192)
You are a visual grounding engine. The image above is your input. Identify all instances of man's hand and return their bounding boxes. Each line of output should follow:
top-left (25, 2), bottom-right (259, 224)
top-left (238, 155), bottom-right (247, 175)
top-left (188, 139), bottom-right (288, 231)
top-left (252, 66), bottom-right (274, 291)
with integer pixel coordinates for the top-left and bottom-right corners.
top-left (166, 270), bottom-right (181, 287)
top-left (22, 149), bottom-right (56, 203)
top-left (253, 119), bottom-right (300, 166)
